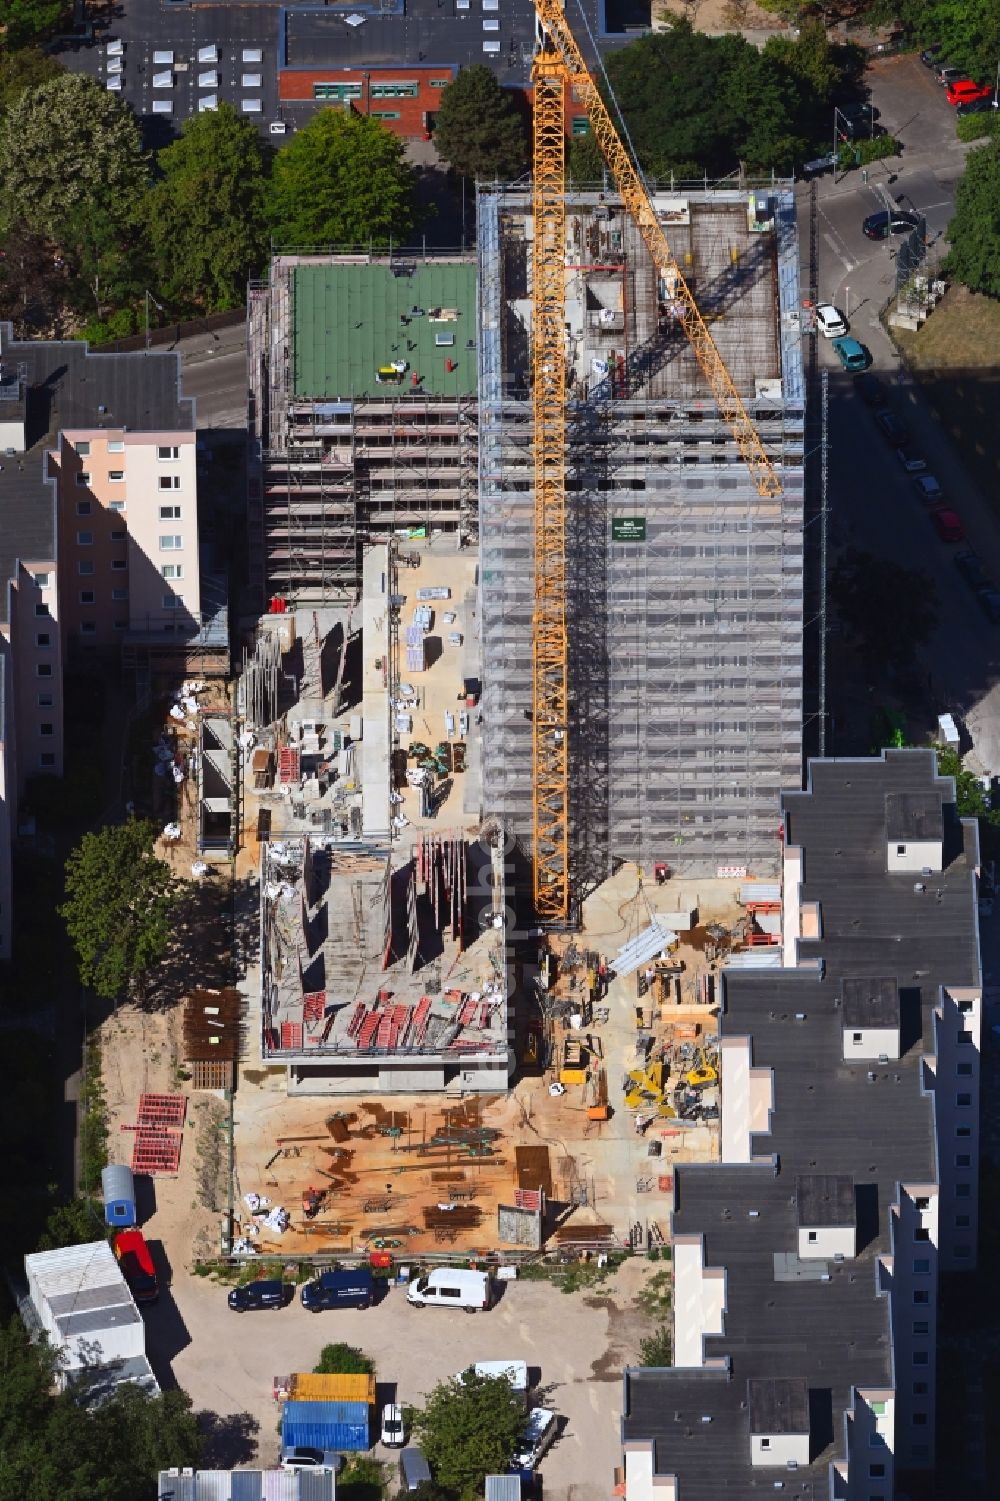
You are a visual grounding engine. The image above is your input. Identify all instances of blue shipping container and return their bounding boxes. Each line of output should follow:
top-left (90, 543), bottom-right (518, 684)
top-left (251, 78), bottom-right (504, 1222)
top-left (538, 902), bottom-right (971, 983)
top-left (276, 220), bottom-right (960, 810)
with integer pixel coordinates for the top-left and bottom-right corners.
top-left (282, 1400), bottom-right (369, 1452)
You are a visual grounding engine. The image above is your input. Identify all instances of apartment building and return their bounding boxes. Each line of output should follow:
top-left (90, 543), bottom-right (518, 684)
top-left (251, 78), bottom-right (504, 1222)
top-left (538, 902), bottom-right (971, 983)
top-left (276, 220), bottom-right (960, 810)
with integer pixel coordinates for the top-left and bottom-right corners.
top-left (620, 749), bottom-right (982, 1500)
top-left (0, 325), bottom-right (200, 960)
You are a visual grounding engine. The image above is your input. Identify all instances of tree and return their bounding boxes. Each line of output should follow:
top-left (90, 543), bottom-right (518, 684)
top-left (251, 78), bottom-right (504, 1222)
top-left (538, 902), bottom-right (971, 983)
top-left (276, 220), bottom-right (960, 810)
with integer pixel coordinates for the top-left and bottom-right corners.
top-left (0, 46), bottom-right (64, 119)
top-left (433, 66), bottom-right (528, 181)
top-left (830, 549), bottom-right (939, 673)
top-left (60, 819), bottom-right (178, 1001)
top-left (414, 1371), bottom-right (526, 1498)
top-left (149, 103), bottom-right (267, 313)
top-left (868, 0), bottom-right (1000, 80)
top-left (934, 745), bottom-right (1000, 827)
top-left (0, 74), bottom-right (147, 245)
top-left (266, 110), bottom-right (416, 248)
top-left (0, 224), bottom-right (68, 334)
top-left (638, 1325), bottom-right (673, 1366)
top-left (2, 0), bottom-right (68, 50)
top-left (945, 140), bottom-right (1000, 300)
top-left (314, 1343), bottom-right (375, 1376)
top-left (36, 1196), bottom-right (106, 1252)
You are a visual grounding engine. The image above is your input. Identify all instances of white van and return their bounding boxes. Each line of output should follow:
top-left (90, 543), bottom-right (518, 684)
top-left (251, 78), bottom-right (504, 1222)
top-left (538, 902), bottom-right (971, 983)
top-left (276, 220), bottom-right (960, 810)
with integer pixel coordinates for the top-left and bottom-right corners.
top-left (407, 1267), bottom-right (492, 1311)
top-left (510, 1407), bottom-right (558, 1472)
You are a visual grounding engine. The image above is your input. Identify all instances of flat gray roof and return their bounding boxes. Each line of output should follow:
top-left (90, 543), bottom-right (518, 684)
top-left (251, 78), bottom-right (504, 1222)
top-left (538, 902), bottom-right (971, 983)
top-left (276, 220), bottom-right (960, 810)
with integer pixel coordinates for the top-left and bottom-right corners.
top-left (747, 1376), bottom-right (809, 1435)
top-left (885, 789), bottom-right (943, 842)
top-left (795, 1173), bottom-right (855, 1228)
top-left (841, 974), bottom-right (899, 1028)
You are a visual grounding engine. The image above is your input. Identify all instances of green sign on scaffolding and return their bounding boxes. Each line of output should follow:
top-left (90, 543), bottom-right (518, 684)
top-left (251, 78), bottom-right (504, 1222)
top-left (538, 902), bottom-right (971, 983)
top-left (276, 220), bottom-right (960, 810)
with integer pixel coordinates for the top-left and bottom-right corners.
top-left (611, 517), bottom-right (646, 542)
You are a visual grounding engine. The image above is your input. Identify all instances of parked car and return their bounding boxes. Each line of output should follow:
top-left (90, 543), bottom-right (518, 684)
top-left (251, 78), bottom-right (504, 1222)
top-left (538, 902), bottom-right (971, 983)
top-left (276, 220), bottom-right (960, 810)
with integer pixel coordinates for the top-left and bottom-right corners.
top-left (854, 372), bottom-right (886, 407)
top-left (934, 62), bottom-right (966, 84)
top-left (838, 117), bottom-right (885, 142)
top-left (381, 1404), bottom-right (406, 1448)
top-left (946, 81), bottom-right (992, 106)
top-left (875, 408), bottom-right (910, 445)
top-left (839, 100), bottom-right (880, 123)
top-left (815, 303), bottom-right (847, 337)
top-left (113, 1229), bottom-right (158, 1304)
top-left (956, 95), bottom-right (998, 117)
top-left (280, 1447), bottom-right (344, 1473)
top-left (895, 448), bottom-right (927, 474)
top-left (929, 506), bottom-right (964, 542)
top-left (832, 336), bottom-right (870, 372)
top-left (863, 210), bottom-right (920, 241)
top-left (228, 1278), bottom-right (287, 1312)
top-left (802, 152), bottom-right (837, 178)
top-left (399, 1448), bottom-right (432, 1492)
top-left (955, 550), bottom-right (990, 590)
top-left (920, 44), bottom-right (943, 67)
top-left (913, 474), bottom-right (944, 503)
top-left (509, 1407), bottom-right (559, 1476)
top-left (976, 587), bottom-right (1000, 623)
top-left (300, 1267), bottom-right (374, 1313)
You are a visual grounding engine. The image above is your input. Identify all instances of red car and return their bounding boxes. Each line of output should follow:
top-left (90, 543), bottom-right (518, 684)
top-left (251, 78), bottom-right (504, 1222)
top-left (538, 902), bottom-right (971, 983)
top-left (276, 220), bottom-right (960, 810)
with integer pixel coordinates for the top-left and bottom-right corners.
top-left (113, 1229), bottom-right (158, 1303)
top-left (946, 80), bottom-right (992, 105)
top-left (930, 507), bottom-right (965, 543)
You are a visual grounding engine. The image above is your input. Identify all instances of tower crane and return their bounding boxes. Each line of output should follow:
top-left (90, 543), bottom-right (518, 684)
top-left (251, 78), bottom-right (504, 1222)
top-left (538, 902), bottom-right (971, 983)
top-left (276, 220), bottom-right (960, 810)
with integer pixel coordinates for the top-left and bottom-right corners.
top-left (529, 0), bottom-right (782, 922)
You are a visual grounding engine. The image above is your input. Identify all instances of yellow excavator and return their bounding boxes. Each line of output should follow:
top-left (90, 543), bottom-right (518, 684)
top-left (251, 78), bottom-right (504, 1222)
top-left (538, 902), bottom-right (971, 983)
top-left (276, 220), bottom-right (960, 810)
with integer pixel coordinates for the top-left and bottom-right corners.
top-left (685, 1049), bottom-right (719, 1090)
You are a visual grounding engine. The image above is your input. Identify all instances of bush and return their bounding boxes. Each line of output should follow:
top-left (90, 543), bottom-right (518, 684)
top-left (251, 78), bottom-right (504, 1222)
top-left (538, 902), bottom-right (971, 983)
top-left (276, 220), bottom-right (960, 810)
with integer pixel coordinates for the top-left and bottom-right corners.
top-left (957, 113), bottom-right (1000, 143)
top-left (79, 1034), bottom-right (109, 1195)
top-left (314, 1342), bottom-right (375, 1376)
top-left (638, 1325), bottom-right (673, 1366)
top-left (837, 134), bottom-right (900, 171)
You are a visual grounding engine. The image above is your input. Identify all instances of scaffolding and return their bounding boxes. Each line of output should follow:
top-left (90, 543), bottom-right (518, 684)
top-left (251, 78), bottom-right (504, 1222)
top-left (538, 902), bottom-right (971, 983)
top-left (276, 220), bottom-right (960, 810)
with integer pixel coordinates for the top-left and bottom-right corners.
top-left (248, 253), bottom-right (480, 607)
top-left (479, 184), bottom-right (806, 893)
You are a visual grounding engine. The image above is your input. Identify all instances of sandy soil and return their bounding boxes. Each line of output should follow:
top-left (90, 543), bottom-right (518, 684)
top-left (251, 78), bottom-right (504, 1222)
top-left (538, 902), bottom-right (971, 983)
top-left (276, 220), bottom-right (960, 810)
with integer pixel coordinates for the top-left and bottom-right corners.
top-left (655, 0), bottom-right (787, 34)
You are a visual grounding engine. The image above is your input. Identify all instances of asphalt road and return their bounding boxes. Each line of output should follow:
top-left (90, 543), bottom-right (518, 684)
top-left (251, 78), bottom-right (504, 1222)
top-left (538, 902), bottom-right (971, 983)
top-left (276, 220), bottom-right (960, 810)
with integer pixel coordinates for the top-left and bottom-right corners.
top-left (801, 54), bottom-right (1000, 771)
top-left (177, 330), bottom-right (248, 432)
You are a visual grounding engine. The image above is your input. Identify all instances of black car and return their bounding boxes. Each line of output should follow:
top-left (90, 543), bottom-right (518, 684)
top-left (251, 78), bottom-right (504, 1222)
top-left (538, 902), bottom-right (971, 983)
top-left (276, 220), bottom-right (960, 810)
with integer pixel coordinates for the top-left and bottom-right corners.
top-left (228, 1278), bottom-right (288, 1312)
top-left (919, 44), bottom-right (943, 67)
top-left (874, 408), bottom-right (910, 445)
top-left (955, 550), bottom-right (990, 591)
top-left (956, 96), bottom-right (998, 117)
top-left (862, 210), bottom-right (920, 241)
top-left (853, 372), bottom-right (886, 407)
top-left (976, 587), bottom-right (1000, 624)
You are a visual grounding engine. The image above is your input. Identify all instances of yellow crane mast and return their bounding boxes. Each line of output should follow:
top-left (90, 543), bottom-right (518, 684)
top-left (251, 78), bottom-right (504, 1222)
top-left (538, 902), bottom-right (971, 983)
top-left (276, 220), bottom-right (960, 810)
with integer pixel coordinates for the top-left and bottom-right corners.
top-left (528, 0), bottom-right (781, 921)
top-left (530, 58), bottom-right (571, 921)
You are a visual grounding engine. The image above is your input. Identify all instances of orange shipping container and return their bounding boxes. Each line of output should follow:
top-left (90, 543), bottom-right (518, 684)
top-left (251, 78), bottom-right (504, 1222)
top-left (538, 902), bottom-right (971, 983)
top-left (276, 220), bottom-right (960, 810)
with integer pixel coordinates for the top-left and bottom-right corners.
top-left (288, 1372), bottom-right (376, 1404)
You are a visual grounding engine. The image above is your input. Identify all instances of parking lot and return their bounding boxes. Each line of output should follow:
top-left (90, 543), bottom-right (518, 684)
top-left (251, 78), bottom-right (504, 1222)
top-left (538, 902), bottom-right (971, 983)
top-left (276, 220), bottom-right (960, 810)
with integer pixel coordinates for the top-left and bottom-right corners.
top-left (144, 1258), bottom-right (657, 1496)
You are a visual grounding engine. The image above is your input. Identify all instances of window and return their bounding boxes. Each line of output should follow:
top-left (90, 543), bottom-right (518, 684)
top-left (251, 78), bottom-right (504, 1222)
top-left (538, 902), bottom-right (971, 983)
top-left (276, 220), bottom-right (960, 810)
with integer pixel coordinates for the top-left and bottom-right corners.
top-left (35, 633), bottom-right (50, 648)
top-left (80, 621), bottom-right (97, 635)
top-left (112, 588), bottom-right (128, 602)
top-left (39, 722), bottom-right (53, 737)
top-left (159, 535), bottom-right (183, 551)
top-left (913, 1321), bottom-right (929, 1335)
top-left (957, 1093), bottom-right (971, 1106)
top-left (76, 500), bottom-right (92, 516)
top-left (956, 1154), bottom-right (972, 1167)
top-left (956, 1183), bottom-right (971, 1198)
top-left (429, 78), bottom-right (450, 87)
top-left (896, 843), bottom-right (905, 854)
top-left (852, 1031), bottom-right (862, 1043)
top-left (37, 694), bottom-right (53, 708)
top-left (157, 445), bottom-right (180, 460)
top-left (36, 664), bottom-right (52, 678)
top-left (312, 81), bottom-right (362, 101)
top-left (79, 591), bottom-right (95, 604)
top-left (34, 604), bottom-right (48, 617)
top-left (957, 1062), bottom-right (973, 1075)
top-left (369, 81), bottom-right (419, 98)
top-left (913, 1413), bottom-right (928, 1427)
top-left (915, 1227), bottom-right (929, 1241)
top-left (78, 561), bottom-right (94, 576)
top-left (111, 559), bottom-right (127, 571)
top-left (913, 1290), bottom-right (929, 1304)
top-left (107, 440), bottom-right (125, 453)
top-left (158, 475), bottom-right (181, 491)
top-left (77, 531), bottom-right (93, 546)
top-left (162, 594), bottom-right (181, 610)
top-left (108, 470), bottom-right (124, 482)
top-left (807, 1231), bottom-right (817, 1243)
top-left (956, 1214), bottom-right (971, 1227)
top-left (39, 753), bottom-right (55, 768)
top-left (572, 116), bottom-right (591, 136)
top-left (913, 1382), bottom-right (928, 1395)
top-left (371, 110), bottom-right (401, 119)
top-left (32, 571), bottom-right (50, 587)
top-left (760, 1440), bottom-right (770, 1451)
top-left (75, 441), bottom-right (90, 457)
top-left (113, 619), bottom-right (128, 630)
top-left (869, 1464), bottom-right (886, 1479)
top-left (109, 500), bottom-right (125, 512)
top-left (76, 472), bottom-right (91, 487)
top-left (913, 1258), bottom-right (930, 1274)
top-left (913, 1351), bottom-right (929, 1366)
top-left (957, 1126), bottom-right (972, 1137)
top-left (158, 504), bottom-right (181, 520)
top-left (110, 529), bottom-right (126, 542)
top-left (161, 564), bottom-right (183, 580)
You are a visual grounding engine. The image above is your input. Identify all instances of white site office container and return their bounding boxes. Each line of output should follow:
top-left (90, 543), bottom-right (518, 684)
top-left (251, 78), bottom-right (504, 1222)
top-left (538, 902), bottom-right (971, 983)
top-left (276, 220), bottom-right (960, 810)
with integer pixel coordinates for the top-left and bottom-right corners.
top-left (24, 1241), bottom-right (145, 1372)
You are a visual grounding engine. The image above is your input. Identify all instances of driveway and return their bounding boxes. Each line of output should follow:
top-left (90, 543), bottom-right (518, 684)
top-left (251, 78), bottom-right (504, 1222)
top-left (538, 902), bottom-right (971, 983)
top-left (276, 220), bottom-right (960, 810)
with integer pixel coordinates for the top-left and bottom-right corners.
top-left (143, 1258), bottom-right (656, 1497)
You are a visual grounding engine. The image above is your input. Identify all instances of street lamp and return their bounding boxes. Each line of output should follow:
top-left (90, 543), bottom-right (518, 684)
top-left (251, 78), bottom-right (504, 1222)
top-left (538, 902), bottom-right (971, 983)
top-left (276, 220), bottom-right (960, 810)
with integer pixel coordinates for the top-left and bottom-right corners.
top-left (844, 285), bottom-right (850, 319)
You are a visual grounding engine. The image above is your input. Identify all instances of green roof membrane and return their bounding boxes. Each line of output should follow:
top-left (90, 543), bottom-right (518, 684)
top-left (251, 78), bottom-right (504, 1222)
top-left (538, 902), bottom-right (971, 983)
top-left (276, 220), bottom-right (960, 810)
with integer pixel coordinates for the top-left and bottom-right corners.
top-left (292, 262), bottom-right (479, 399)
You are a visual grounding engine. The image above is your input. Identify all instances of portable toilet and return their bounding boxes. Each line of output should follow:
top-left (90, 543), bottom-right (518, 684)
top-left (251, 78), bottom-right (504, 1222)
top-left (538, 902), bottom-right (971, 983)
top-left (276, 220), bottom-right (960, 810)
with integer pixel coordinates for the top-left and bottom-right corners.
top-left (101, 1164), bottom-right (136, 1228)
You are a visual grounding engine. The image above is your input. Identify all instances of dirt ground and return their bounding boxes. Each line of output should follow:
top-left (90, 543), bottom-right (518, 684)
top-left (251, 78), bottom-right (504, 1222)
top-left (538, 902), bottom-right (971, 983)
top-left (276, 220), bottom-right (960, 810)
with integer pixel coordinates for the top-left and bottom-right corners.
top-left (655, 0), bottom-right (786, 33)
top-left (143, 1253), bottom-right (664, 1494)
